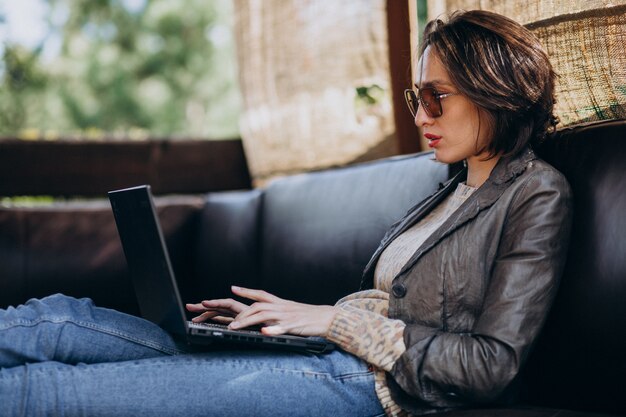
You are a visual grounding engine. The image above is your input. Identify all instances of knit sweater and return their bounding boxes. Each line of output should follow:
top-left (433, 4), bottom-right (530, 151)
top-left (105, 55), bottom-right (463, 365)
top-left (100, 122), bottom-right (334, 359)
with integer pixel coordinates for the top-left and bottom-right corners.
top-left (325, 182), bottom-right (476, 416)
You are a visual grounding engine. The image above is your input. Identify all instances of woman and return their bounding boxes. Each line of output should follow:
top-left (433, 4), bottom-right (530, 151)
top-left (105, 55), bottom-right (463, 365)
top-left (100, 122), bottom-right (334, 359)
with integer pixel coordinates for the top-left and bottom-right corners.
top-left (0, 10), bottom-right (572, 417)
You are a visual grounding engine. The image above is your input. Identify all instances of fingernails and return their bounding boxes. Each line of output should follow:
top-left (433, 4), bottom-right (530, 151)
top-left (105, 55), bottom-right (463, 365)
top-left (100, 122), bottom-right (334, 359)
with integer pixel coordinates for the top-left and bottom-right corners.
top-left (229, 321), bottom-right (239, 329)
top-left (231, 285), bottom-right (241, 291)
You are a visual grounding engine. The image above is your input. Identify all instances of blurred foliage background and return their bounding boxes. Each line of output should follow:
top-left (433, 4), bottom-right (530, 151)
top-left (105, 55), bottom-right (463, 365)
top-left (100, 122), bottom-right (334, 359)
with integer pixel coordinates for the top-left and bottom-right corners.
top-left (0, 0), bottom-right (241, 140)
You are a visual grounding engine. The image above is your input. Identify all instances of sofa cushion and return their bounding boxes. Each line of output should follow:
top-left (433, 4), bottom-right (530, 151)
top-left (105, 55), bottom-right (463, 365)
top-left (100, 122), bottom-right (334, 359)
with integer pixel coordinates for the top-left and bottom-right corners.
top-left (259, 152), bottom-right (450, 305)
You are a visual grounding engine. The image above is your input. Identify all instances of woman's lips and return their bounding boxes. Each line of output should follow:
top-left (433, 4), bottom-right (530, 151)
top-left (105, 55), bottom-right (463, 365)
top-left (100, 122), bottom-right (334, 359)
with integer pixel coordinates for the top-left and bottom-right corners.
top-left (424, 133), bottom-right (441, 148)
top-left (428, 139), bottom-right (441, 148)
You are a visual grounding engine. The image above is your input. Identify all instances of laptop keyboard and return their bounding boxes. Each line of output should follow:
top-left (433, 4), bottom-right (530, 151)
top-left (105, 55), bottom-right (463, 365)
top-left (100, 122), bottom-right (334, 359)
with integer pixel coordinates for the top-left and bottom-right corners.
top-left (188, 321), bottom-right (264, 335)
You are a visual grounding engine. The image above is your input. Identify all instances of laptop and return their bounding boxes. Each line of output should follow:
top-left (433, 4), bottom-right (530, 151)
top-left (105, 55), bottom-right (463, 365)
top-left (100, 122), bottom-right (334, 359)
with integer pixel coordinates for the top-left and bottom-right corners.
top-left (108, 185), bottom-right (334, 354)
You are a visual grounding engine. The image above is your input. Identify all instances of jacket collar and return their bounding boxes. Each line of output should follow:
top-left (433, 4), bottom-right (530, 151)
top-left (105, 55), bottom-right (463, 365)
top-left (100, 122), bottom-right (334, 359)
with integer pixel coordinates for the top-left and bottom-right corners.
top-left (489, 147), bottom-right (536, 185)
top-left (359, 147), bottom-right (537, 289)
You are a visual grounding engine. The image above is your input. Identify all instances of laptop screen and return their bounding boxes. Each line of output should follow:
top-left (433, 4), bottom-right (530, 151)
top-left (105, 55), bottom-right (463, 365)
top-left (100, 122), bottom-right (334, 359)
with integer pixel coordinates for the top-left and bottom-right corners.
top-left (109, 185), bottom-right (188, 336)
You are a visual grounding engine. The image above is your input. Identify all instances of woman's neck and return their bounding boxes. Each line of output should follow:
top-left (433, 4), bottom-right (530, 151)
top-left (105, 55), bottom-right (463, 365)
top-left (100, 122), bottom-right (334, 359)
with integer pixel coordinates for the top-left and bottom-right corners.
top-left (465, 154), bottom-right (501, 188)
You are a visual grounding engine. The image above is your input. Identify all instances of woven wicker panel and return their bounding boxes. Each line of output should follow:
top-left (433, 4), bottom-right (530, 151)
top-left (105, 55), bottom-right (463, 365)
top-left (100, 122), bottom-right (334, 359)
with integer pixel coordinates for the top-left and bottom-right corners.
top-left (233, 0), bottom-right (395, 182)
top-left (427, 1), bottom-right (626, 127)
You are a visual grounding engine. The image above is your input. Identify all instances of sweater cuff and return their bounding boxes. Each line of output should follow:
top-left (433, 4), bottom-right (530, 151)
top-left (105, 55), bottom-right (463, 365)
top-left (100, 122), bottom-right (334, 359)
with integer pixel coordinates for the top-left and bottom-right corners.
top-left (326, 306), bottom-right (363, 347)
top-left (326, 305), bottom-right (406, 372)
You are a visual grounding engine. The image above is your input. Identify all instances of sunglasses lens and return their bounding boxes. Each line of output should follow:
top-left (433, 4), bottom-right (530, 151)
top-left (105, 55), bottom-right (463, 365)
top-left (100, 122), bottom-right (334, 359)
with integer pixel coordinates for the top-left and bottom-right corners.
top-left (404, 88), bottom-right (445, 118)
top-left (420, 88), bottom-right (442, 117)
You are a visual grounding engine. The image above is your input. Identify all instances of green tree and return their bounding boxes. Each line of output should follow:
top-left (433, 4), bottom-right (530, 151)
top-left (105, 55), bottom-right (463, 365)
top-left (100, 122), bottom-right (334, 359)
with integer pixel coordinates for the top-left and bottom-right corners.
top-left (0, 0), bottom-right (240, 138)
top-left (0, 44), bottom-right (49, 134)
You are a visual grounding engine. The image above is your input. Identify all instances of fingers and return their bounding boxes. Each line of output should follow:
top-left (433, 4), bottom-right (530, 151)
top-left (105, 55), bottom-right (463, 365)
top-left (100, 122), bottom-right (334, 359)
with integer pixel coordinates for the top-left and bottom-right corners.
top-left (226, 291), bottom-right (297, 330)
top-left (190, 309), bottom-right (235, 322)
top-left (231, 286), bottom-right (283, 303)
top-left (191, 312), bottom-right (234, 324)
top-left (191, 311), bottom-right (218, 323)
top-left (261, 325), bottom-right (286, 336)
top-left (185, 302), bottom-right (207, 312)
top-left (186, 299), bottom-right (247, 316)
top-left (201, 298), bottom-right (248, 314)
top-left (185, 288), bottom-right (282, 315)
top-left (228, 303), bottom-right (275, 329)
top-left (211, 316), bottom-right (235, 325)
top-left (186, 298), bottom-right (248, 323)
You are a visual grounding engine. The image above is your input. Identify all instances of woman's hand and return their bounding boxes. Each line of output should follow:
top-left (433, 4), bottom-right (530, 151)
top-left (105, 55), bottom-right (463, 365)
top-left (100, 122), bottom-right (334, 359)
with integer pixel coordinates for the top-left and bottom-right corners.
top-left (186, 286), bottom-right (338, 337)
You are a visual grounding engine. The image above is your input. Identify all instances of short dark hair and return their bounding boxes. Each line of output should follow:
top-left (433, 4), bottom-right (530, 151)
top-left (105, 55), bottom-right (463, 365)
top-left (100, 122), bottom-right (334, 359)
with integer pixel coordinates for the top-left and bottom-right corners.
top-left (421, 10), bottom-right (558, 157)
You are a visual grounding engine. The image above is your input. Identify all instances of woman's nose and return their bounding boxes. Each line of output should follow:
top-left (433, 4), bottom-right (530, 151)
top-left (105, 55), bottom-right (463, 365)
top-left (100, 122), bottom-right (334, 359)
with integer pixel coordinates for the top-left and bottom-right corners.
top-left (414, 103), bottom-right (434, 127)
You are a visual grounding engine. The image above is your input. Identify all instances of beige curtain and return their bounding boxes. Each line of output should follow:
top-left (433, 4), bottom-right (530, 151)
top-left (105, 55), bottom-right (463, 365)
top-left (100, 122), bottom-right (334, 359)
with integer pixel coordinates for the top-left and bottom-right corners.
top-left (233, 0), bottom-right (396, 183)
top-left (426, 1), bottom-right (626, 128)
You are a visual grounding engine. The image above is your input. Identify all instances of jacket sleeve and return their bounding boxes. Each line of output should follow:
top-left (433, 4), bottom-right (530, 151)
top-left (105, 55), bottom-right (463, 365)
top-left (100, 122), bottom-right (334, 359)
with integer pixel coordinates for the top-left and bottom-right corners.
top-left (389, 169), bottom-right (573, 407)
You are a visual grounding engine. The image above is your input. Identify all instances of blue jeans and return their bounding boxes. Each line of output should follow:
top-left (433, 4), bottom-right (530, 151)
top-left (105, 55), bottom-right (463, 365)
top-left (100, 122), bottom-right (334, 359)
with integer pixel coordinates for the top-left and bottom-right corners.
top-left (0, 294), bottom-right (385, 417)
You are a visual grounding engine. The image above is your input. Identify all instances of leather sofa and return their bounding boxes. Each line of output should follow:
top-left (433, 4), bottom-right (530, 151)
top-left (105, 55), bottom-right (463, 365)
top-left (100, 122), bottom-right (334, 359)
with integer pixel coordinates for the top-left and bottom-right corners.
top-left (1, 119), bottom-right (624, 416)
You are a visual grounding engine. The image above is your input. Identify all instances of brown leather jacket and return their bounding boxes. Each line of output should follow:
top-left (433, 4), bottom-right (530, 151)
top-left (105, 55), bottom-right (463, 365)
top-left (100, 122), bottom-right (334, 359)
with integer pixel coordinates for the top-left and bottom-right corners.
top-left (360, 148), bottom-right (573, 414)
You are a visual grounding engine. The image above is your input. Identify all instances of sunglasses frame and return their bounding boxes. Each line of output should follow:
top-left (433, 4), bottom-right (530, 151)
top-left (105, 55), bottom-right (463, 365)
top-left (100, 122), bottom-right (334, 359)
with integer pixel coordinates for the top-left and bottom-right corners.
top-left (404, 87), bottom-right (457, 118)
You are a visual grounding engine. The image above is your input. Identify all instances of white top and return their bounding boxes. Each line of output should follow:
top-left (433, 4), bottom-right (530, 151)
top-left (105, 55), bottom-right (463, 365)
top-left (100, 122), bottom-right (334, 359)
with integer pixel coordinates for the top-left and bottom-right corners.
top-left (374, 182), bottom-right (477, 292)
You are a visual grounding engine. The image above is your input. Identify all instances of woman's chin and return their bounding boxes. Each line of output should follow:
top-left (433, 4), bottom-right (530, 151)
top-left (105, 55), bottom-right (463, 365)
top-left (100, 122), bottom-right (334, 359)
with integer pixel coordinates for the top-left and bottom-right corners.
top-left (432, 149), bottom-right (470, 165)
top-left (432, 151), bottom-right (453, 165)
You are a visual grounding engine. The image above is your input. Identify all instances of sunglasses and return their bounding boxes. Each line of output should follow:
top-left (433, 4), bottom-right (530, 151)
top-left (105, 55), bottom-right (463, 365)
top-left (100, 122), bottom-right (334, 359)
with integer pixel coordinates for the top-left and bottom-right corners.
top-left (404, 87), bottom-right (458, 118)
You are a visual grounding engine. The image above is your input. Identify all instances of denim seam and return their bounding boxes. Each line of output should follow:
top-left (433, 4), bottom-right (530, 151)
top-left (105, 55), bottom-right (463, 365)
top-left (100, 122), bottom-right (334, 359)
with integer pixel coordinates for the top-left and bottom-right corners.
top-left (266, 368), bottom-right (373, 381)
top-left (29, 355), bottom-right (375, 382)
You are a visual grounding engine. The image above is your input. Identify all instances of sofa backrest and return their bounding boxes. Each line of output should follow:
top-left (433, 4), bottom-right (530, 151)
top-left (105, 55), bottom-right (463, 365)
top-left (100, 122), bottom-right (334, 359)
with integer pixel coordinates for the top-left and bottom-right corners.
top-left (259, 153), bottom-right (450, 305)
top-left (524, 120), bottom-right (626, 415)
top-left (196, 152), bottom-right (450, 305)
top-left (193, 189), bottom-right (264, 302)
